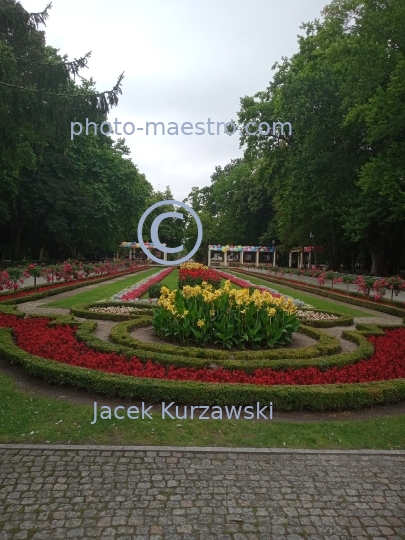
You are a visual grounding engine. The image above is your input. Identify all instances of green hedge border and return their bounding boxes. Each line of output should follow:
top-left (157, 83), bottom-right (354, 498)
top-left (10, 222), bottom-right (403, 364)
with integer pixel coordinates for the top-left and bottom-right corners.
top-left (107, 318), bottom-right (377, 373)
top-left (0, 324), bottom-right (404, 411)
top-left (231, 269), bottom-right (405, 319)
top-left (0, 265), bottom-right (152, 305)
top-left (70, 302), bottom-right (153, 321)
top-left (109, 317), bottom-right (342, 361)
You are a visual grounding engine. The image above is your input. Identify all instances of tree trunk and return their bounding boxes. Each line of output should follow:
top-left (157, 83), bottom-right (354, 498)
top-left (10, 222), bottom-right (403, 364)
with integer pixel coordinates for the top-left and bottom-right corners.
top-left (370, 249), bottom-right (386, 276)
top-left (10, 226), bottom-right (22, 261)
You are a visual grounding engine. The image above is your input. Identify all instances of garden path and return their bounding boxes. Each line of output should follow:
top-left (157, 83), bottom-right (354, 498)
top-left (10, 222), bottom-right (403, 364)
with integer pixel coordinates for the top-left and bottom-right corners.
top-left (1, 445), bottom-right (404, 540)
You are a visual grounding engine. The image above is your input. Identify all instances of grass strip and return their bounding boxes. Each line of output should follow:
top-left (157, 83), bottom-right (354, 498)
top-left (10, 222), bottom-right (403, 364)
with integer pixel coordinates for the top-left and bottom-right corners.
top-left (45, 268), bottom-right (161, 308)
top-left (0, 370), bottom-right (403, 449)
top-left (228, 271), bottom-right (372, 317)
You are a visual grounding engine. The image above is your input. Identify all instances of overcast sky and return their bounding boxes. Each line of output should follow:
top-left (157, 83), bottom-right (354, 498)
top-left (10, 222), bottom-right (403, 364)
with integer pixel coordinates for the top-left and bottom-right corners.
top-left (23, 0), bottom-right (327, 201)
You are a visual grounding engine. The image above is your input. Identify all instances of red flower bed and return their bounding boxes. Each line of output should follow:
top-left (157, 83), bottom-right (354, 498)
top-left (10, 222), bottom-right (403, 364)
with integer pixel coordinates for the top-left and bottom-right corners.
top-left (119, 268), bottom-right (172, 301)
top-left (178, 267), bottom-right (221, 289)
top-left (1, 314), bottom-right (404, 386)
top-left (0, 265), bottom-right (148, 302)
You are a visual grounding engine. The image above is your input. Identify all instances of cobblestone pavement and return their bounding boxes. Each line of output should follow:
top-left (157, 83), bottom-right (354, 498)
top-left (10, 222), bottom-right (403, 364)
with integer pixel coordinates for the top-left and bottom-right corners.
top-left (0, 446), bottom-right (404, 540)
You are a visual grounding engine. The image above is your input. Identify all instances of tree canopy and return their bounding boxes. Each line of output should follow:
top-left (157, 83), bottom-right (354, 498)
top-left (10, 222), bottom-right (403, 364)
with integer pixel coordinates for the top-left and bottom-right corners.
top-left (187, 0), bottom-right (405, 275)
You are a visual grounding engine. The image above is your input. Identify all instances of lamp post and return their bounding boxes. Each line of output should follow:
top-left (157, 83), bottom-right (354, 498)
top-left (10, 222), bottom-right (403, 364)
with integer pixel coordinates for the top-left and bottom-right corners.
top-left (310, 232), bottom-right (317, 269)
top-left (272, 239), bottom-right (276, 266)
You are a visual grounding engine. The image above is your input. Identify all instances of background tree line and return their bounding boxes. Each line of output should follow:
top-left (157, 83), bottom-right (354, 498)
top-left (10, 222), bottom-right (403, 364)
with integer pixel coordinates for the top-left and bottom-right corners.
top-left (0, 0), bottom-right (152, 262)
top-left (184, 0), bottom-right (405, 276)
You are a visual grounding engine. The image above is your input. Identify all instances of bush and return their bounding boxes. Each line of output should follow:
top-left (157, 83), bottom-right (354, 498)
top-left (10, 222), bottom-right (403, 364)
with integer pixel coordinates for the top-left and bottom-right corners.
top-left (148, 284), bottom-right (162, 298)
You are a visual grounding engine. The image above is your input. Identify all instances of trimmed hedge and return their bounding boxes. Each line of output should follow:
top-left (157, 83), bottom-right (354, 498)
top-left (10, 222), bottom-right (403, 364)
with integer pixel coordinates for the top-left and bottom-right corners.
top-left (70, 302), bottom-right (153, 321)
top-left (106, 318), bottom-right (375, 373)
top-left (233, 269), bottom-right (405, 318)
top-left (109, 317), bottom-right (342, 361)
top-left (1, 326), bottom-right (404, 410)
top-left (0, 265), bottom-right (151, 305)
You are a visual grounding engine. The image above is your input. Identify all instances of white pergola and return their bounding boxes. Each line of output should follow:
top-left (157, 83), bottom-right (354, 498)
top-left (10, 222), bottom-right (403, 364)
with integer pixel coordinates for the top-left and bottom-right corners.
top-left (208, 245), bottom-right (276, 268)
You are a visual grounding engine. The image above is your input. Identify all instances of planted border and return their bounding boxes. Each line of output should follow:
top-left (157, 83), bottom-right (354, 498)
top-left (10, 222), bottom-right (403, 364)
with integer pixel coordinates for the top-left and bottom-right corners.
top-left (297, 310), bottom-right (354, 328)
top-left (231, 269), bottom-right (405, 319)
top-left (0, 326), bottom-right (404, 411)
top-left (109, 317), bottom-right (342, 362)
top-left (70, 302), bottom-right (153, 321)
top-left (0, 266), bottom-right (151, 305)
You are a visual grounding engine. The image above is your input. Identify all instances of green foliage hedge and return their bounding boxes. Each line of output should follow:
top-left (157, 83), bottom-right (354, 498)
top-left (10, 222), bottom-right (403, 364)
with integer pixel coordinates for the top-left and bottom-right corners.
top-left (109, 317), bottom-right (343, 363)
top-left (1, 326), bottom-right (404, 411)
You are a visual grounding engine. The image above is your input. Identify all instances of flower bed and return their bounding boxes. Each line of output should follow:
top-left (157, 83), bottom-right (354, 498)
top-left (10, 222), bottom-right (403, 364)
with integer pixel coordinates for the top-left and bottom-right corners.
top-left (233, 269), bottom-right (405, 319)
top-left (0, 265), bottom-right (150, 305)
top-left (0, 312), bottom-right (404, 410)
top-left (70, 302), bottom-right (153, 322)
top-left (178, 262), bottom-right (221, 289)
top-left (0, 314), bottom-right (404, 385)
top-left (215, 269), bottom-right (313, 309)
top-left (153, 280), bottom-right (300, 349)
top-left (0, 260), bottom-right (144, 298)
top-left (89, 306), bottom-right (148, 315)
top-left (297, 310), bottom-right (339, 321)
top-left (110, 267), bottom-right (172, 302)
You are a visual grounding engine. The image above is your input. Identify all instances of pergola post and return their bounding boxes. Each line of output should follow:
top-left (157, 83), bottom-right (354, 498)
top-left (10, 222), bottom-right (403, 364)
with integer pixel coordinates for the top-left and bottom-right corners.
top-left (308, 251), bottom-right (311, 269)
top-left (224, 251), bottom-right (228, 267)
top-left (208, 248), bottom-right (211, 266)
top-left (273, 249), bottom-right (276, 266)
top-left (255, 251), bottom-right (260, 268)
top-left (163, 251), bottom-right (167, 262)
top-left (289, 252), bottom-right (292, 268)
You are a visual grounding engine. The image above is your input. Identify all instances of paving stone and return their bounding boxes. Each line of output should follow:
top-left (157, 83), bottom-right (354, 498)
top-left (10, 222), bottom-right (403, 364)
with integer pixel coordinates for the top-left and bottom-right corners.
top-left (0, 448), bottom-right (404, 539)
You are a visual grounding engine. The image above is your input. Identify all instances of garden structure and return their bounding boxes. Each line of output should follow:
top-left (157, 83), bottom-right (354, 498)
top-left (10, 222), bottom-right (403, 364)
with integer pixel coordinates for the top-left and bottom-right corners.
top-left (119, 241), bottom-right (168, 262)
top-left (0, 262), bottom-right (404, 414)
top-left (208, 245), bottom-right (276, 267)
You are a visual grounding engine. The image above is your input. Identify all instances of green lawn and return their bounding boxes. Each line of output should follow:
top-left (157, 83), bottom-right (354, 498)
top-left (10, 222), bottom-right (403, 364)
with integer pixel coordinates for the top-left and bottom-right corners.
top-left (142, 269), bottom-right (179, 298)
top-left (45, 268), bottom-right (160, 308)
top-left (228, 271), bottom-right (372, 318)
top-left (0, 371), bottom-right (403, 449)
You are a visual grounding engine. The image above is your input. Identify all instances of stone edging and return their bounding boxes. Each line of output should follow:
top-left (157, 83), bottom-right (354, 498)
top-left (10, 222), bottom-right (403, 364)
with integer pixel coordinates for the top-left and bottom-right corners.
top-left (0, 444), bottom-right (404, 455)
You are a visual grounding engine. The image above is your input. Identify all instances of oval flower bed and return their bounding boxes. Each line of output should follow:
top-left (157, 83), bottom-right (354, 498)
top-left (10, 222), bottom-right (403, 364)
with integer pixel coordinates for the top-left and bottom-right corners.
top-left (0, 314), bottom-right (404, 385)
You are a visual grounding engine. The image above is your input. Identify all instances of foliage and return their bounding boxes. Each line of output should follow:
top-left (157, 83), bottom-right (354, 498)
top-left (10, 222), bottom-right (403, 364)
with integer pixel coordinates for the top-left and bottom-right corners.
top-left (148, 284), bottom-right (163, 299)
top-left (152, 280), bottom-right (299, 349)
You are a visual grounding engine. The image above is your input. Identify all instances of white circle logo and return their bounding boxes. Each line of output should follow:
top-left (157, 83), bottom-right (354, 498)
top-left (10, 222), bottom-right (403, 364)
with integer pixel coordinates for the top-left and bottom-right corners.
top-left (137, 200), bottom-right (203, 266)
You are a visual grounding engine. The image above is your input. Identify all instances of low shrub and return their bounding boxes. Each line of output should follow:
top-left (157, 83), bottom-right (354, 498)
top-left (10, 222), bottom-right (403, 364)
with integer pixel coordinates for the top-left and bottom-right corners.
top-left (148, 284), bottom-right (162, 299)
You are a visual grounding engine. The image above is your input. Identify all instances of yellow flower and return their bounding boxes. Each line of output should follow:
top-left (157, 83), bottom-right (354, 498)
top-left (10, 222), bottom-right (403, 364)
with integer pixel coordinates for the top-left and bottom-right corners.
top-left (197, 319), bottom-right (205, 328)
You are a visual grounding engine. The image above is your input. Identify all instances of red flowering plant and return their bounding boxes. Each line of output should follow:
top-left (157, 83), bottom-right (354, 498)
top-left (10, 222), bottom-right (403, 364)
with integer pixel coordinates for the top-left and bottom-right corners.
top-left (1, 314), bottom-right (405, 386)
top-left (27, 263), bottom-right (43, 292)
top-left (0, 260), bottom-right (146, 302)
top-left (178, 262), bottom-right (221, 289)
top-left (385, 276), bottom-right (405, 302)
